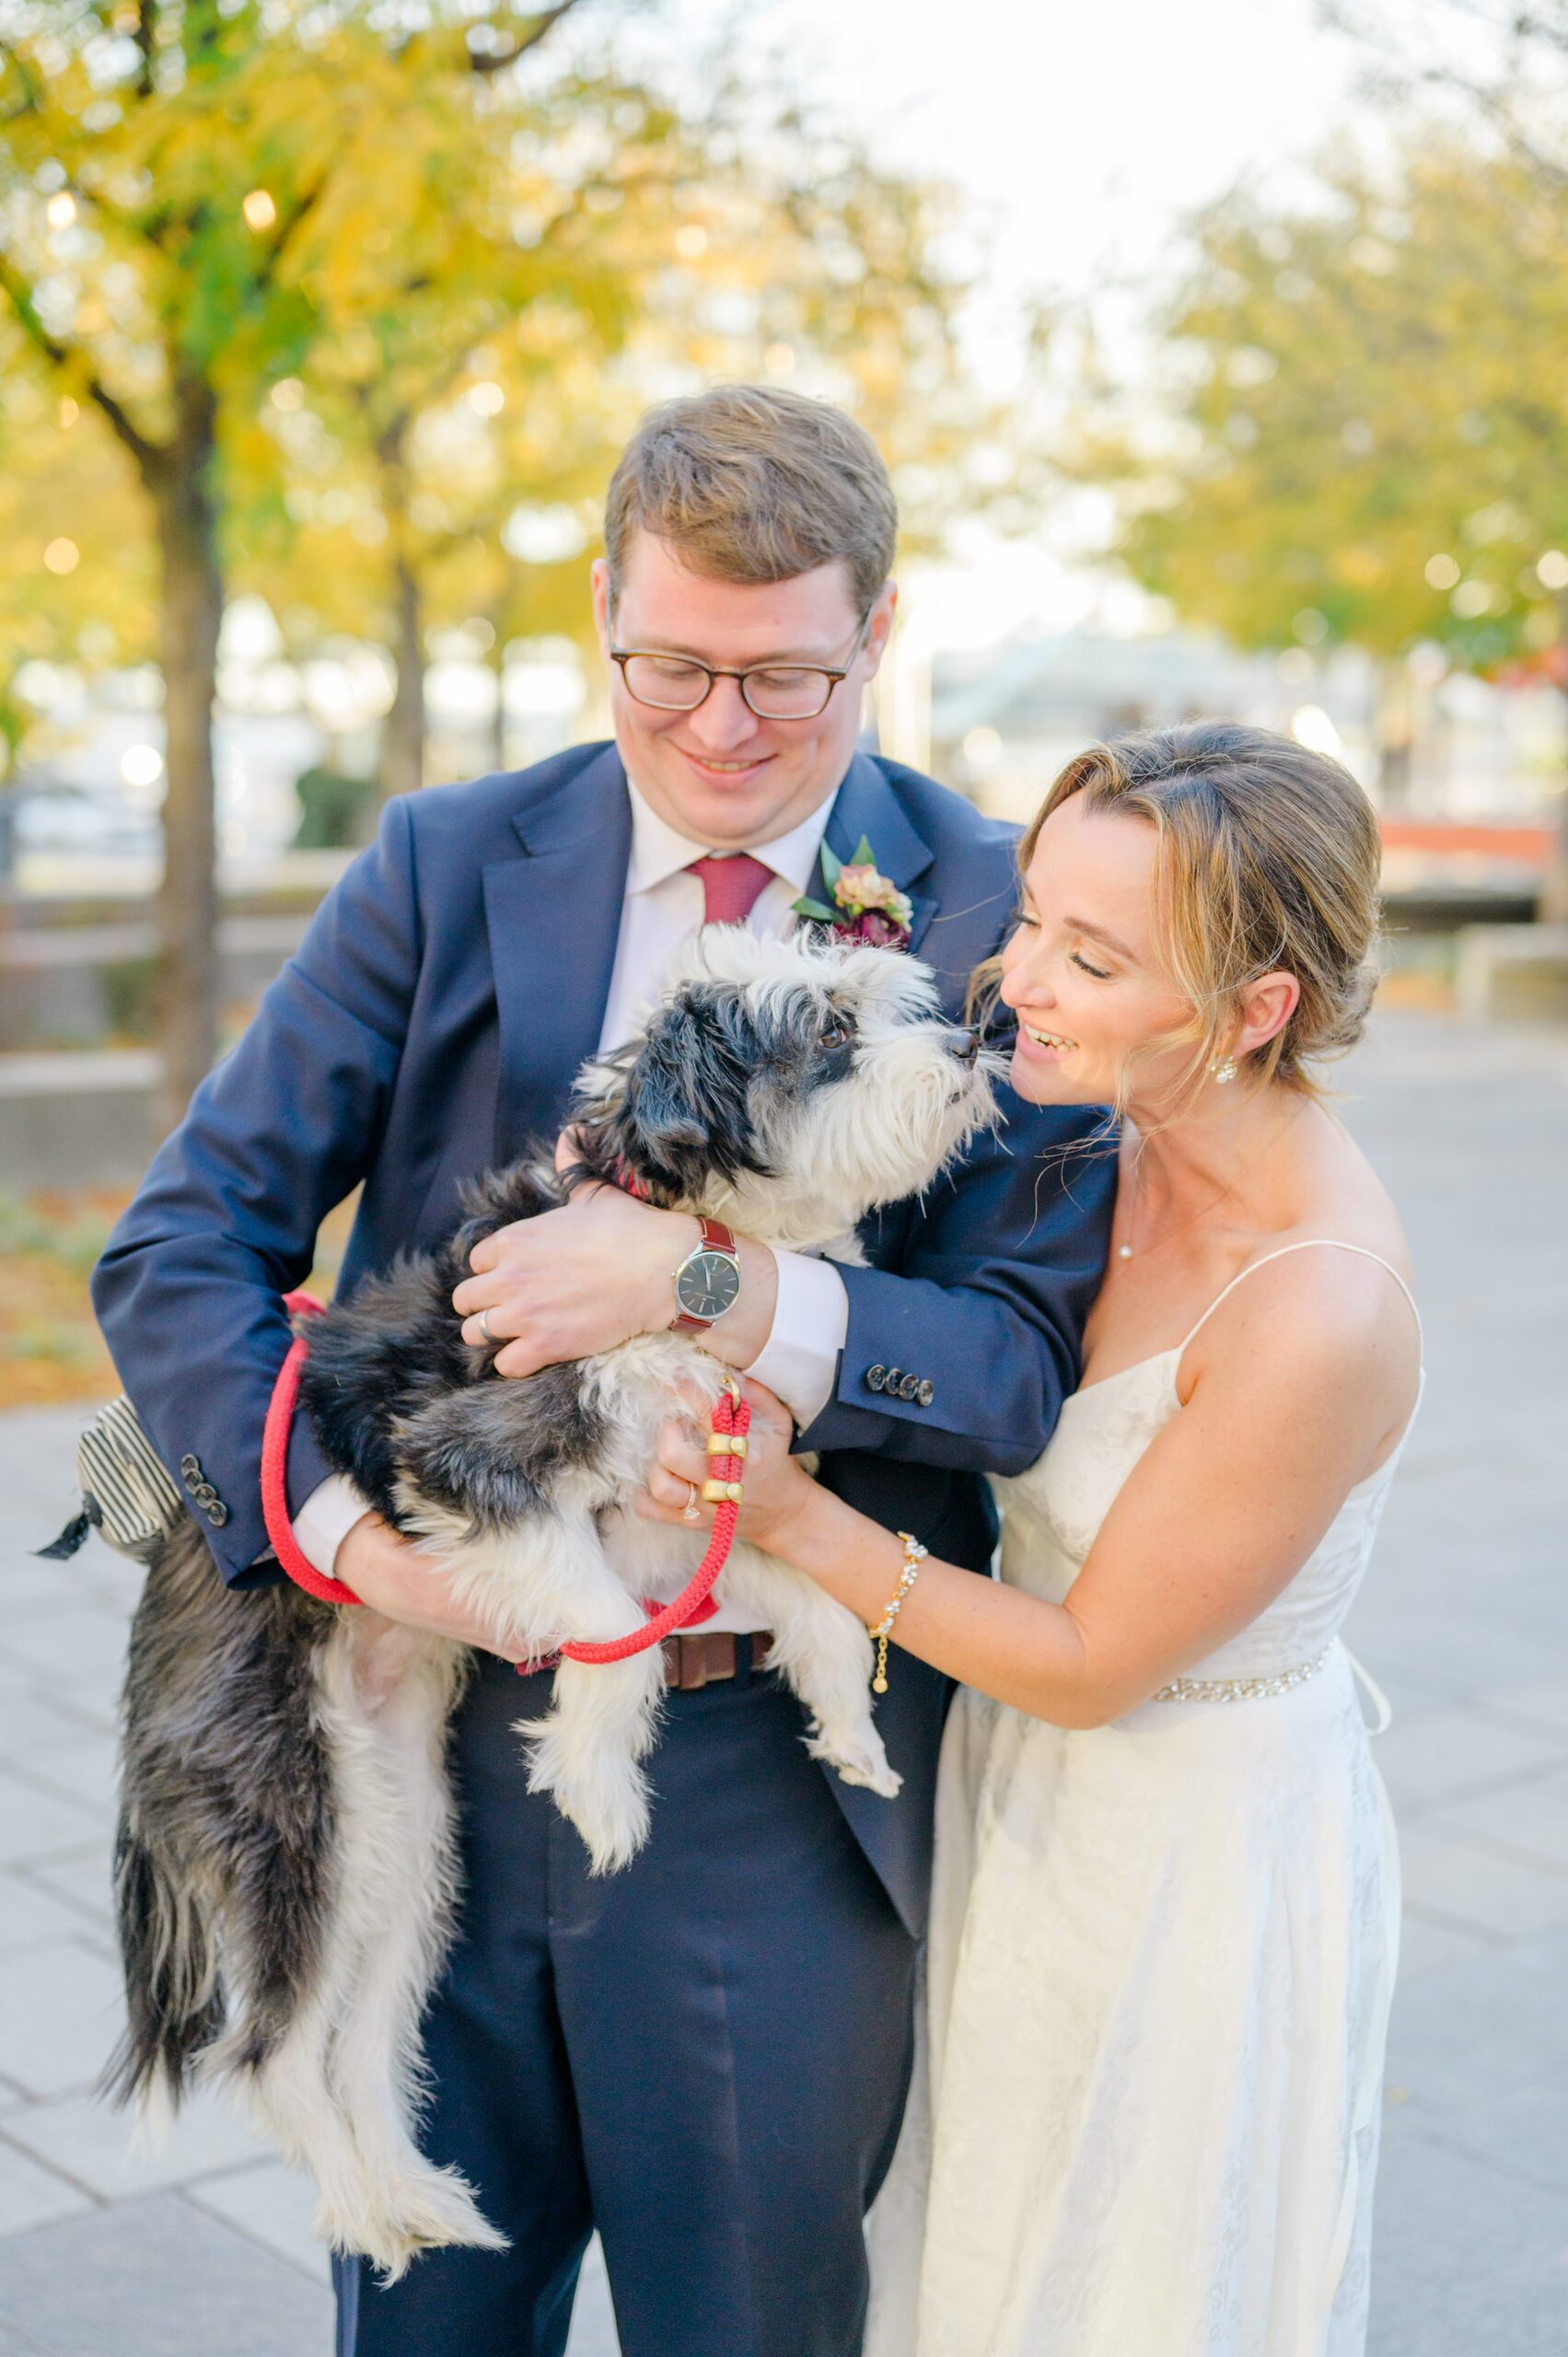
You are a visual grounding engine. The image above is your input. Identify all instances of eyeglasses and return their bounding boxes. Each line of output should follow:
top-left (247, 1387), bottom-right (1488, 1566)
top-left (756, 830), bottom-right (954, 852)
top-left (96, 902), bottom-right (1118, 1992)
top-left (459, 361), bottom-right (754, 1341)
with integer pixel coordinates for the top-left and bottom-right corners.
top-left (609, 612), bottom-right (872, 722)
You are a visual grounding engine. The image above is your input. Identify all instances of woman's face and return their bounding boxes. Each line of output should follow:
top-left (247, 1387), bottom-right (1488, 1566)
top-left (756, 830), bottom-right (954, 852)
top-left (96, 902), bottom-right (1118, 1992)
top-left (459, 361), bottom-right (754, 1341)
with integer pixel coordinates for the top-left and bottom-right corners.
top-left (999, 794), bottom-right (1196, 1111)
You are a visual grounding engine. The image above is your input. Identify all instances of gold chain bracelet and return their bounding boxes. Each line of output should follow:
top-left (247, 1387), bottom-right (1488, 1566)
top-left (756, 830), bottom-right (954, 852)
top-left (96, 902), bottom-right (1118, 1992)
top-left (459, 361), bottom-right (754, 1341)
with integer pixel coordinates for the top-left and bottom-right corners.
top-left (868, 1532), bottom-right (928, 1694)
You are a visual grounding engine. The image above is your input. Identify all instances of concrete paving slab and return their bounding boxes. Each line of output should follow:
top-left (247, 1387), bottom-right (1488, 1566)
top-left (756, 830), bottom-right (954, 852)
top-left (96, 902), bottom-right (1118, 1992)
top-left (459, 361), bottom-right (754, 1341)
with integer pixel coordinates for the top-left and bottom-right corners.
top-left (13, 1848), bottom-right (114, 1933)
top-left (0, 2192), bottom-right (331, 2356)
top-left (1368, 2108), bottom-right (1568, 2357)
top-left (1397, 1824), bottom-right (1568, 1940)
top-left (565, 2237), bottom-right (620, 2357)
top-left (1373, 1706), bottom-right (1568, 1819)
top-left (1480, 1677), bottom-right (1568, 1738)
top-left (180, 2159), bottom-right (331, 2284)
top-left (1434, 1763), bottom-right (1568, 1875)
top-left (1390, 1906), bottom-right (1499, 1988)
top-left (1386, 1930), bottom-right (1568, 2112)
top-left (1417, 2054), bottom-right (1568, 2200)
top-left (4, 1615), bottom-right (129, 1694)
top-left (3, 2088), bottom-right (269, 2203)
top-left (0, 2142), bottom-right (87, 2239)
top-left (0, 1695), bottom-right (116, 1762)
top-left (0, 1773), bottom-right (104, 1874)
top-left (0, 1940), bottom-right (123, 2101)
top-left (0, 1879), bottom-right (99, 1958)
top-left (4, 1737), bottom-right (118, 1817)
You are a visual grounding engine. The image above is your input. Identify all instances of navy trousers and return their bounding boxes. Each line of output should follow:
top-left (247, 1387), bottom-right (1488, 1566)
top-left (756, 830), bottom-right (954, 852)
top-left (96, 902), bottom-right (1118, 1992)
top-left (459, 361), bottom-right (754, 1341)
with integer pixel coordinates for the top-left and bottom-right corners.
top-left (334, 1643), bottom-right (918, 2357)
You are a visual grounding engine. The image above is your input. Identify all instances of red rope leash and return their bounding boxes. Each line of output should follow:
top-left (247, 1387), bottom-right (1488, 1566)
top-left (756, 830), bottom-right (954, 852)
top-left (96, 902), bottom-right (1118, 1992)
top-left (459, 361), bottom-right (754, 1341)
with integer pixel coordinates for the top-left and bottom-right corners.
top-left (261, 1292), bottom-right (361, 1606)
top-left (258, 1290), bottom-right (751, 1655)
top-left (555, 1382), bottom-right (749, 1664)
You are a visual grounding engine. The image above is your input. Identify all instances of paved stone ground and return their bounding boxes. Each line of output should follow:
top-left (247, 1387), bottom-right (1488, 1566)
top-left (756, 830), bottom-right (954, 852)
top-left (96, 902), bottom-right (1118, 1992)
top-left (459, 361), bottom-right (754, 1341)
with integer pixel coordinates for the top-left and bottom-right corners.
top-left (1, 1002), bottom-right (1564, 2356)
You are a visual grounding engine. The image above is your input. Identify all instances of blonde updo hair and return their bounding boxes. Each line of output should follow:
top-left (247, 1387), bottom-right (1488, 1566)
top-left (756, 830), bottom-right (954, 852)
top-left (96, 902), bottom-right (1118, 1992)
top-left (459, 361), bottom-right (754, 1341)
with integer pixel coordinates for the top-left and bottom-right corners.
top-left (1007, 721), bottom-right (1382, 1113)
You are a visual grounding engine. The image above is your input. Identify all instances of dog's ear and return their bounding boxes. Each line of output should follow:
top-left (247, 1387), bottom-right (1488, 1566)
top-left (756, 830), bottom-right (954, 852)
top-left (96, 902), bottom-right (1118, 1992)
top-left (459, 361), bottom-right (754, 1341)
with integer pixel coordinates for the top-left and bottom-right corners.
top-left (606, 990), bottom-right (765, 1203)
top-left (450, 1155), bottom-right (564, 1261)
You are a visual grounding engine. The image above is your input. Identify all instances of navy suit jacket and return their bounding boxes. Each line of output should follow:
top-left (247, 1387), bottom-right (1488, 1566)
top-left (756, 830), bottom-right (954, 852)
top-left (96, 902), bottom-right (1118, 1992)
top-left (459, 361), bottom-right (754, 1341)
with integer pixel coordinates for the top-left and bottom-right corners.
top-left (92, 744), bottom-right (1114, 1933)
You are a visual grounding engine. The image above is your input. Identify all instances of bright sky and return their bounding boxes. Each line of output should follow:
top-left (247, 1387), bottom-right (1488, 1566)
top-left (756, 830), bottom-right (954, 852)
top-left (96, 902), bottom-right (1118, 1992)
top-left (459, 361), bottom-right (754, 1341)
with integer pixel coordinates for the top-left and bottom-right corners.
top-left (657, 0), bottom-right (1367, 644)
top-left (758, 0), bottom-right (1357, 309)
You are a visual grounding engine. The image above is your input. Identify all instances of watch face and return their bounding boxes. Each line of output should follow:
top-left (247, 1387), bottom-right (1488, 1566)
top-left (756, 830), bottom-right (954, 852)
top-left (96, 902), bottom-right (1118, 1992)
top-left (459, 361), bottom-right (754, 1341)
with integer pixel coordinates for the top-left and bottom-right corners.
top-left (677, 1248), bottom-right (741, 1322)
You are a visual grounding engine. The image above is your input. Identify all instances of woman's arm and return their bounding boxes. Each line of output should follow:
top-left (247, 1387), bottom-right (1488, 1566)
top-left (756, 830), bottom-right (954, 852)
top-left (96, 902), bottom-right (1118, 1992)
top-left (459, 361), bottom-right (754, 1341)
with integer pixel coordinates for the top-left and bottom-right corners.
top-left (640, 1254), bottom-right (1419, 1729)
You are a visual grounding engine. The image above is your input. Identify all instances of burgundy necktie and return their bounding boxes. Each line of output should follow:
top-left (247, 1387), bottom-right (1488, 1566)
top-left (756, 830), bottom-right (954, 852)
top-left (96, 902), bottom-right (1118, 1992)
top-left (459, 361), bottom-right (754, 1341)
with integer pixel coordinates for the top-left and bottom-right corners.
top-left (686, 853), bottom-right (775, 927)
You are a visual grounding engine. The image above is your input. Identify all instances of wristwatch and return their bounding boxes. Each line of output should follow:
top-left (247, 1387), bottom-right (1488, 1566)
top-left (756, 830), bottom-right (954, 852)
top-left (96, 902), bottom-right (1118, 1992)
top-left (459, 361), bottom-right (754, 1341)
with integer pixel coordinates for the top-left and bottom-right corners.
top-left (672, 1217), bottom-right (741, 1331)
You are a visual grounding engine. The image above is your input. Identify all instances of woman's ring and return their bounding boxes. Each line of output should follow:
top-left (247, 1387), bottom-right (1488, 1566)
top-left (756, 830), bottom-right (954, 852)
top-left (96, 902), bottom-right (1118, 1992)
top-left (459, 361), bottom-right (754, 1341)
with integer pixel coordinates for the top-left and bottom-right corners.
top-left (682, 1480), bottom-right (701, 1523)
top-left (477, 1307), bottom-right (497, 1345)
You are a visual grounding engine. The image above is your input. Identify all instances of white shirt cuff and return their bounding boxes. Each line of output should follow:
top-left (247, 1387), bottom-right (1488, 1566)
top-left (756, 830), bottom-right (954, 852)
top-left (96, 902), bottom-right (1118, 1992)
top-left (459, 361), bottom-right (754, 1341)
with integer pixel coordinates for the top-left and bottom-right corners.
top-left (747, 1250), bottom-right (850, 1430)
top-left (293, 1474), bottom-right (375, 1579)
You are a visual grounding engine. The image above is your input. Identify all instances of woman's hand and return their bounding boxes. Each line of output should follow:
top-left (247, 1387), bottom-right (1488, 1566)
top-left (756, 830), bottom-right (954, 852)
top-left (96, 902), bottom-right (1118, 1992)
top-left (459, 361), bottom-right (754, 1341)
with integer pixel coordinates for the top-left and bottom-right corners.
top-left (634, 1380), bottom-right (817, 1556)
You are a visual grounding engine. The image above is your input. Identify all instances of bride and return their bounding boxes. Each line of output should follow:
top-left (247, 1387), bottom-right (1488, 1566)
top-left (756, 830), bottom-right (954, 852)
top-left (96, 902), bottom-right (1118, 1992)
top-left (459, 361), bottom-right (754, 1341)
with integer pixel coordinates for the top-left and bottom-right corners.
top-left (640, 720), bottom-right (1422, 2355)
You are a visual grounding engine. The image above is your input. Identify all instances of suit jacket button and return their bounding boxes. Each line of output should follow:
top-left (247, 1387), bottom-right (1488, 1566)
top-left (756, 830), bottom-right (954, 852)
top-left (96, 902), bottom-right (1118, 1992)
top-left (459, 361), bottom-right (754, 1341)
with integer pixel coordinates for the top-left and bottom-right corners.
top-left (897, 1372), bottom-right (921, 1401)
top-left (180, 1454), bottom-right (201, 1479)
top-left (865, 1364), bottom-right (888, 1394)
top-left (917, 1379), bottom-right (935, 1407)
top-left (882, 1368), bottom-right (903, 1397)
top-left (205, 1500), bottom-right (229, 1527)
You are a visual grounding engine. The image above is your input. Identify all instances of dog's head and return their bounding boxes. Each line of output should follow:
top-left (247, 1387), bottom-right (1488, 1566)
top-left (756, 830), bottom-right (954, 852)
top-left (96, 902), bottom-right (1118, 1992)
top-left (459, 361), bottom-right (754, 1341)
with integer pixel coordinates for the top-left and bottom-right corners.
top-left (568, 927), bottom-right (1001, 1249)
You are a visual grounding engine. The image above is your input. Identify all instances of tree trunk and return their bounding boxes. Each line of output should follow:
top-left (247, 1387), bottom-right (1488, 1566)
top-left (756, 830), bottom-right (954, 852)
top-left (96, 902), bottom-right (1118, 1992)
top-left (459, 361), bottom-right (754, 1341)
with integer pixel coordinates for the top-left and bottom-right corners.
top-left (376, 415), bottom-right (426, 800)
top-left (1539, 668), bottom-right (1568, 925)
top-left (1374, 659), bottom-right (1413, 811)
top-left (488, 628), bottom-right (508, 773)
top-left (147, 379), bottom-right (223, 1137)
top-left (381, 553), bottom-right (426, 798)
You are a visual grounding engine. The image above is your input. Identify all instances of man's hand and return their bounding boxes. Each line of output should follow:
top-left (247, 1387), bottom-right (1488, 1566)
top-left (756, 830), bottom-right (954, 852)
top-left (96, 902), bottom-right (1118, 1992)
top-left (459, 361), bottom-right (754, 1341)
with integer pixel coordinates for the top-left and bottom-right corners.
top-left (451, 1154), bottom-right (778, 1378)
top-left (336, 1512), bottom-right (533, 1660)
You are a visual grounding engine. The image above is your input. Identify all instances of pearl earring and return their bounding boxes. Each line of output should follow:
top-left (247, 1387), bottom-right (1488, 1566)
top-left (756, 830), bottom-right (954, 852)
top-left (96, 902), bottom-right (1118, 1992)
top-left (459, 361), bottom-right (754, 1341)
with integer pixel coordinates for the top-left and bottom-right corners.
top-left (1210, 1054), bottom-right (1237, 1085)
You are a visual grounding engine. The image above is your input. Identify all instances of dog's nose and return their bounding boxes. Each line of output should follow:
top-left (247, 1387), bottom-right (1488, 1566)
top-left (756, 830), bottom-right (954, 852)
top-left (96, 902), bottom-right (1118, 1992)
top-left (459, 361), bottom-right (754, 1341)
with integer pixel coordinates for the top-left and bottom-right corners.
top-left (950, 1031), bottom-right (981, 1068)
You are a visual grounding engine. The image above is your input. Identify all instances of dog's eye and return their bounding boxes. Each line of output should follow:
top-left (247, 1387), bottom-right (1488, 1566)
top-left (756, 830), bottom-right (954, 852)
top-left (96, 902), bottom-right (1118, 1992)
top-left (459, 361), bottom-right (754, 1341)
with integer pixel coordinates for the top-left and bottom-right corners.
top-left (819, 1019), bottom-right (851, 1052)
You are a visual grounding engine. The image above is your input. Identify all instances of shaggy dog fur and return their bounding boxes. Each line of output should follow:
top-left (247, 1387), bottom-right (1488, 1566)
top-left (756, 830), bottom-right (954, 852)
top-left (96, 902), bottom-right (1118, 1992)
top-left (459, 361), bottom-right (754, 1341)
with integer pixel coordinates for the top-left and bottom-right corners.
top-left (109, 926), bottom-right (999, 2275)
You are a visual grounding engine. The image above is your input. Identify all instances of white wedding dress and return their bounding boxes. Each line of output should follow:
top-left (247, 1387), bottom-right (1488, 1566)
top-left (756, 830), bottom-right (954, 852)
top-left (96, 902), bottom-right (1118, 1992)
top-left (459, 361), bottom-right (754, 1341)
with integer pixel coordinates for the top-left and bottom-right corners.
top-left (865, 1241), bottom-right (1423, 2357)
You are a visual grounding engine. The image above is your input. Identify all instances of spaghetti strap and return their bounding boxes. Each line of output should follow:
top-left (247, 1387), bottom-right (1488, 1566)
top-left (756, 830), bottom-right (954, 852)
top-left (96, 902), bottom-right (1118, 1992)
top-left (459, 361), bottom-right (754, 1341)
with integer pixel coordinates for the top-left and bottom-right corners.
top-left (1177, 1240), bottom-right (1423, 1359)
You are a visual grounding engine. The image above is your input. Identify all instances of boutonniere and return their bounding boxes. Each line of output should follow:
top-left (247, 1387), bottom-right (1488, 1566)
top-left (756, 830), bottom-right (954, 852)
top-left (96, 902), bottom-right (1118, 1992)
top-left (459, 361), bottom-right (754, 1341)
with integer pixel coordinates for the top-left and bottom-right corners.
top-left (792, 835), bottom-right (914, 951)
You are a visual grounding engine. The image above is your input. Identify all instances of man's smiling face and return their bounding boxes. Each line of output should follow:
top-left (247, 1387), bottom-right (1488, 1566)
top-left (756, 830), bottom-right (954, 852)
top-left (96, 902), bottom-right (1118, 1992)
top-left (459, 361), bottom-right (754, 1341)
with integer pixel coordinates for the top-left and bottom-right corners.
top-left (590, 528), bottom-right (895, 851)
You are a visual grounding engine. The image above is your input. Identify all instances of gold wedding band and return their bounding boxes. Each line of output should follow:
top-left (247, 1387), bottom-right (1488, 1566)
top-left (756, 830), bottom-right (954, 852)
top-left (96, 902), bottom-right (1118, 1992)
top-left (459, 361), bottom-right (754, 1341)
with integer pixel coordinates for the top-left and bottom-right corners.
top-left (682, 1480), bottom-right (701, 1523)
top-left (477, 1307), bottom-right (497, 1345)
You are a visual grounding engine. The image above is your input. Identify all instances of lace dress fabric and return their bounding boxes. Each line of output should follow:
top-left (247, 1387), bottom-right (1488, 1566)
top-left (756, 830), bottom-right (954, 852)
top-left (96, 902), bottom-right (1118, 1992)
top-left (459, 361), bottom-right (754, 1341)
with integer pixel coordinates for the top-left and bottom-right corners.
top-left (865, 1248), bottom-right (1421, 2357)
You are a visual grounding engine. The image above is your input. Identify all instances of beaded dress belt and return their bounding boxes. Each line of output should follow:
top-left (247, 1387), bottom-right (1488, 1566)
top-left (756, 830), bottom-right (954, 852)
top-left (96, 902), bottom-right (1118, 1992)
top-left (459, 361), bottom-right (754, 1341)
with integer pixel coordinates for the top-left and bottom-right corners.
top-left (1152, 1646), bottom-right (1330, 1705)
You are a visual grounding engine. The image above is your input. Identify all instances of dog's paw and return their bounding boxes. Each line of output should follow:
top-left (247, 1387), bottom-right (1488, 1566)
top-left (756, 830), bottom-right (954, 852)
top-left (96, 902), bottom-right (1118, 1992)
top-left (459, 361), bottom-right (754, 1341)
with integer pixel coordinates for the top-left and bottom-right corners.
top-left (804, 1724), bottom-right (903, 1799)
top-left (316, 2164), bottom-right (508, 2282)
top-left (520, 1719), bottom-right (652, 1873)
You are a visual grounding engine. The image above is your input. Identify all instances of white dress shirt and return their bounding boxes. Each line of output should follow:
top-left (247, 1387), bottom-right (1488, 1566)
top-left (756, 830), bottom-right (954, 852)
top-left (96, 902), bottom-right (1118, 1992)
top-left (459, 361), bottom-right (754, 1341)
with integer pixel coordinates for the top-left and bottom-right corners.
top-left (292, 775), bottom-right (853, 1630)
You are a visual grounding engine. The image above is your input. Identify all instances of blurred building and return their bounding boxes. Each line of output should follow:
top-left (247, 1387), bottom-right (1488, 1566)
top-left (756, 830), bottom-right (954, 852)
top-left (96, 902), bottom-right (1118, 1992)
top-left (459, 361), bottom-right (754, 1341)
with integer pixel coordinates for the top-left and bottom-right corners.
top-left (926, 627), bottom-right (1566, 837)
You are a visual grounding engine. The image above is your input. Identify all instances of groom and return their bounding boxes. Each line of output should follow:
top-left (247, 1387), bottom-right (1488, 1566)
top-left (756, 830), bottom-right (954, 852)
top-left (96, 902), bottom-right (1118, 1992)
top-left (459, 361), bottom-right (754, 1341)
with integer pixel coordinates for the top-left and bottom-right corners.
top-left (91, 385), bottom-right (1113, 2356)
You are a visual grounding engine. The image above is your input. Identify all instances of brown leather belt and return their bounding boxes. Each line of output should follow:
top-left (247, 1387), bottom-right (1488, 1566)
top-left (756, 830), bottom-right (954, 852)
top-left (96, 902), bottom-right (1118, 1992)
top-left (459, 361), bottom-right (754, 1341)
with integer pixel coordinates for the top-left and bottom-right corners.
top-left (661, 1629), bottom-right (774, 1692)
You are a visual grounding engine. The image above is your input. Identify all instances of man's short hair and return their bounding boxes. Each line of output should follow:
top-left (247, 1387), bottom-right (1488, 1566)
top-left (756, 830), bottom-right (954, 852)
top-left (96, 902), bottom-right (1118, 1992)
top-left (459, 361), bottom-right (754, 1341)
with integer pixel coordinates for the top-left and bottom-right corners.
top-left (604, 384), bottom-right (898, 616)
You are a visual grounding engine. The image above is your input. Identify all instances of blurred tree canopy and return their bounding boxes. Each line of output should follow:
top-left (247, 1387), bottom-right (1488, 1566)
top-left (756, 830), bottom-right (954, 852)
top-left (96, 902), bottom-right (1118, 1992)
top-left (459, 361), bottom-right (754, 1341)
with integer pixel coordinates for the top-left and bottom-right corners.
top-left (1089, 1), bottom-right (1568, 904)
top-left (1092, 138), bottom-right (1567, 678)
top-left (0, 317), bottom-right (156, 768)
top-left (0, 1), bottom-right (1031, 1121)
top-left (0, 0), bottom-right (590, 1122)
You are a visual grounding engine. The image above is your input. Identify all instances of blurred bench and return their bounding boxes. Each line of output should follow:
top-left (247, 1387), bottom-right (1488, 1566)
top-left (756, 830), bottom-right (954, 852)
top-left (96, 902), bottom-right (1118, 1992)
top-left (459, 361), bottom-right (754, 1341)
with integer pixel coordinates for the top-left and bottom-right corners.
top-left (1456, 923), bottom-right (1568, 1024)
top-left (0, 914), bottom-right (308, 1051)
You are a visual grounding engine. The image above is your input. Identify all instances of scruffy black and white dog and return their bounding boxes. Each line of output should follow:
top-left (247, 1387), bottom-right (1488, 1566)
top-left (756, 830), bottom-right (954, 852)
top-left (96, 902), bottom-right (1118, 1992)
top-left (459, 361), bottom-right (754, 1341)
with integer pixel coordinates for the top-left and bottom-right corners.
top-left (110, 926), bottom-right (998, 2275)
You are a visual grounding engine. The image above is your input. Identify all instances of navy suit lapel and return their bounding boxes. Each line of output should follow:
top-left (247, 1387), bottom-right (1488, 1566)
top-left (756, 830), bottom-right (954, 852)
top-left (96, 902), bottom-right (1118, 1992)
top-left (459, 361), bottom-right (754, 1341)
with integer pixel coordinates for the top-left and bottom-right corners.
top-left (482, 744), bottom-right (632, 1163)
top-left (811, 751), bottom-right (938, 958)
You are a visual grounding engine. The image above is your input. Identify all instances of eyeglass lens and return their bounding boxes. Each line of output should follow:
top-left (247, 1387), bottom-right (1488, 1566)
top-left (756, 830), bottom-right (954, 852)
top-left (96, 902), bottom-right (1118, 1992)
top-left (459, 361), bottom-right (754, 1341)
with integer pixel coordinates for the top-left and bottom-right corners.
top-left (619, 654), bottom-right (836, 720)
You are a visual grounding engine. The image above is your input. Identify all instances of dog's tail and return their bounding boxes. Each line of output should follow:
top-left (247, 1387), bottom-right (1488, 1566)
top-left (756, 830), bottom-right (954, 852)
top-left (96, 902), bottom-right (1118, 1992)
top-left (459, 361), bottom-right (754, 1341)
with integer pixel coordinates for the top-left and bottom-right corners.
top-left (103, 1805), bottom-right (225, 2117)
